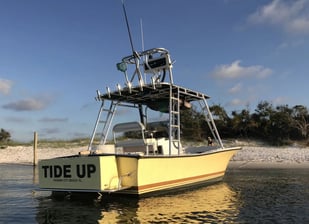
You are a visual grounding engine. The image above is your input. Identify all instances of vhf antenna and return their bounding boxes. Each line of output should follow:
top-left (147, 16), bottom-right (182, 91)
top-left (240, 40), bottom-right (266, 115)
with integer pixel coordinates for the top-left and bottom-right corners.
top-left (140, 18), bottom-right (145, 51)
top-left (121, 0), bottom-right (144, 86)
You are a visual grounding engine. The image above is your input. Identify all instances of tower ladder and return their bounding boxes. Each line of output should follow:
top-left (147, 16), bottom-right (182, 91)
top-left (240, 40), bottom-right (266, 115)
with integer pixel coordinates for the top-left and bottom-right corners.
top-left (88, 100), bottom-right (118, 150)
top-left (169, 85), bottom-right (181, 155)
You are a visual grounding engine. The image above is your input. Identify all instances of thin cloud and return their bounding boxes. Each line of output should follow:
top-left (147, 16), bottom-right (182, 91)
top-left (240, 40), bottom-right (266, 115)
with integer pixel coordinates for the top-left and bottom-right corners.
top-left (41, 128), bottom-right (60, 135)
top-left (0, 79), bottom-right (13, 95)
top-left (278, 39), bottom-right (304, 49)
top-left (272, 96), bottom-right (289, 105)
top-left (38, 117), bottom-right (68, 123)
top-left (2, 96), bottom-right (53, 111)
top-left (288, 17), bottom-right (309, 33)
top-left (248, 0), bottom-right (309, 35)
top-left (228, 98), bottom-right (247, 107)
top-left (5, 116), bottom-right (29, 123)
top-left (71, 132), bottom-right (89, 138)
top-left (229, 83), bottom-right (242, 94)
top-left (210, 60), bottom-right (272, 79)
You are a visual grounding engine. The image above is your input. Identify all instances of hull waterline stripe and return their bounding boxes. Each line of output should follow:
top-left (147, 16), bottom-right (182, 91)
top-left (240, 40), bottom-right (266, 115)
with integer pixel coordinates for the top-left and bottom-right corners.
top-left (138, 170), bottom-right (225, 191)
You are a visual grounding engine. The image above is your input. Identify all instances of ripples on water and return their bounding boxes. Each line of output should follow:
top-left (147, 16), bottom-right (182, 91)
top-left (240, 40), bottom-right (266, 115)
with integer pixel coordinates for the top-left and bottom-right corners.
top-left (0, 165), bottom-right (38, 224)
top-left (226, 169), bottom-right (309, 224)
top-left (0, 165), bottom-right (308, 223)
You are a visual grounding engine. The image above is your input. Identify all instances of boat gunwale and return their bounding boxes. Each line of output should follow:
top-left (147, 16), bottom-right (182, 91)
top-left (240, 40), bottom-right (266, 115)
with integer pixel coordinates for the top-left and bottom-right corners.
top-left (41, 146), bottom-right (241, 161)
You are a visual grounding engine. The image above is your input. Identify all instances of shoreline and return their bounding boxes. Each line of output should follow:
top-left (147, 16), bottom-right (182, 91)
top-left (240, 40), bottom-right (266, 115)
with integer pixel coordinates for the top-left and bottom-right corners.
top-left (0, 145), bottom-right (308, 169)
top-left (228, 161), bottom-right (309, 169)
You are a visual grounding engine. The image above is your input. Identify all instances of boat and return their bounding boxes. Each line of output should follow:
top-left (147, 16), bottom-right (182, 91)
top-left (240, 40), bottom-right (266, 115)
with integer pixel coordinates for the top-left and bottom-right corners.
top-left (38, 47), bottom-right (241, 196)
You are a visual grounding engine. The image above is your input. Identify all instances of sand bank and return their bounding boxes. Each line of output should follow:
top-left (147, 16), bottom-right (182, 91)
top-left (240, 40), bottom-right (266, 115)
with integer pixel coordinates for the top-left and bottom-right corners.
top-left (0, 146), bottom-right (85, 165)
top-left (0, 145), bottom-right (308, 168)
top-left (229, 146), bottom-right (309, 169)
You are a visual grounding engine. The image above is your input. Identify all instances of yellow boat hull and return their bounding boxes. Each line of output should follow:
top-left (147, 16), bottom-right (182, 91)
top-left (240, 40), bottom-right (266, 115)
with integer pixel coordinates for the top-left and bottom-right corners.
top-left (39, 147), bottom-right (240, 195)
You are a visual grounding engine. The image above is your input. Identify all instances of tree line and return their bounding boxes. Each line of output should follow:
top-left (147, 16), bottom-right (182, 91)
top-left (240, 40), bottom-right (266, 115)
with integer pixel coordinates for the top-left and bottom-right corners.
top-left (181, 100), bottom-right (309, 146)
top-left (1, 100), bottom-right (308, 147)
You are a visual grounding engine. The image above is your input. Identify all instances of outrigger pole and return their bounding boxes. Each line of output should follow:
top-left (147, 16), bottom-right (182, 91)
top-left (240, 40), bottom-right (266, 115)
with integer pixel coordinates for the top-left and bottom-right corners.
top-left (122, 0), bottom-right (135, 56)
top-left (121, 1), bottom-right (146, 126)
top-left (121, 0), bottom-right (144, 86)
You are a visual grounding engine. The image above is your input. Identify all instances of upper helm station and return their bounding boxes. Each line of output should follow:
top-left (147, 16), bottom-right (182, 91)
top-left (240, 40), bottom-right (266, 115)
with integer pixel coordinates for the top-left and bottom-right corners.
top-left (116, 47), bottom-right (174, 89)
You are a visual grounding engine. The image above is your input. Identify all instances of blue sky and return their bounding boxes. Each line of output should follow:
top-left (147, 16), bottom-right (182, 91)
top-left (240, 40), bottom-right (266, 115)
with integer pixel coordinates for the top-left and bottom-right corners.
top-left (1, 0), bottom-right (309, 142)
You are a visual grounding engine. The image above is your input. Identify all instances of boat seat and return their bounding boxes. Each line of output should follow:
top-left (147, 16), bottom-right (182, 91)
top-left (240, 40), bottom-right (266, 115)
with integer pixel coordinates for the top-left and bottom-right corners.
top-left (113, 122), bottom-right (156, 154)
top-left (113, 121), bottom-right (145, 133)
top-left (116, 139), bottom-right (146, 148)
top-left (116, 139), bottom-right (155, 154)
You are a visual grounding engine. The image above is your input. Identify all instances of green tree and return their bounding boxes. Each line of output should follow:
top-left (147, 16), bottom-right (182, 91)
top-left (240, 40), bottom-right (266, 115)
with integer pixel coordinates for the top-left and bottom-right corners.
top-left (231, 108), bottom-right (257, 139)
top-left (180, 107), bottom-right (206, 141)
top-left (0, 129), bottom-right (11, 148)
top-left (270, 105), bottom-right (293, 145)
top-left (292, 105), bottom-right (309, 139)
top-left (253, 101), bottom-right (274, 140)
top-left (209, 104), bottom-right (231, 137)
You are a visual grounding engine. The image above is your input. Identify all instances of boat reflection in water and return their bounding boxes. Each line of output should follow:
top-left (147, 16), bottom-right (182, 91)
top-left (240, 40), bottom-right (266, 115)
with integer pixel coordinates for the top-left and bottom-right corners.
top-left (36, 183), bottom-right (239, 223)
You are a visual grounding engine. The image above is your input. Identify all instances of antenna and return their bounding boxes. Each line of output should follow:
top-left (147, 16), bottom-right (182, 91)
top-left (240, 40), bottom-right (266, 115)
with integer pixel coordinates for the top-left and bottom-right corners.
top-left (140, 18), bottom-right (147, 81)
top-left (140, 18), bottom-right (145, 51)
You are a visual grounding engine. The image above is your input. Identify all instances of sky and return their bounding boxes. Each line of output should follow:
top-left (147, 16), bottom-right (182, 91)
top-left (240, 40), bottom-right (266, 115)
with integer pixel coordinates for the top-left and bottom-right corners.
top-left (0, 0), bottom-right (309, 142)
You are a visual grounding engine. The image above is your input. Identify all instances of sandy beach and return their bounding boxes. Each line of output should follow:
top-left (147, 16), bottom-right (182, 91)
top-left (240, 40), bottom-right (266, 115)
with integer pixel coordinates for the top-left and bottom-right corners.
top-left (229, 146), bottom-right (309, 169)
top-left (0, 145), bottom-right (308, 169)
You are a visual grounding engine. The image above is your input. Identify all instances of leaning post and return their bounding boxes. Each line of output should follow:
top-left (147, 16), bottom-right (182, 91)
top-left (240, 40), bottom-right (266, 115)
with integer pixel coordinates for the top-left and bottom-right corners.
top-left (33, 131), bottom-right (38, 166)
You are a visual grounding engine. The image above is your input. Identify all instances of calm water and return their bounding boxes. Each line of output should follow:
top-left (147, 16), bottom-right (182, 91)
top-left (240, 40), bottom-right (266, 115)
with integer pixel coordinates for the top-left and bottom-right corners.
top-left (0, 164), bottom-right (308, 223)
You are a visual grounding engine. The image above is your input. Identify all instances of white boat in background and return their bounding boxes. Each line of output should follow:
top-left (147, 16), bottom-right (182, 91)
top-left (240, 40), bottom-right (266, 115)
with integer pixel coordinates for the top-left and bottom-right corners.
top-left (39, 47), bottom-right (241, 196)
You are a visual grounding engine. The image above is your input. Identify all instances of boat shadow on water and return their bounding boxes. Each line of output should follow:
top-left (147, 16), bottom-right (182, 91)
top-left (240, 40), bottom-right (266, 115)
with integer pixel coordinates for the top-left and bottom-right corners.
top-left (35, 182), bottom-right (240, 223)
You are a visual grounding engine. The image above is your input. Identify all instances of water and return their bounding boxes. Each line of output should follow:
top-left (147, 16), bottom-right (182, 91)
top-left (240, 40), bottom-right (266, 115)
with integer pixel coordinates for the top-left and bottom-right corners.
top-left (0, 164), bottom-right (308, 223)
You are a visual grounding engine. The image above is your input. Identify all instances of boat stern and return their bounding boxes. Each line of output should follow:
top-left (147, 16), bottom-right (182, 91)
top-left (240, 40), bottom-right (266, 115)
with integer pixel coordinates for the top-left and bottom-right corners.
top-left (38, 155), bottom-right (120, 192)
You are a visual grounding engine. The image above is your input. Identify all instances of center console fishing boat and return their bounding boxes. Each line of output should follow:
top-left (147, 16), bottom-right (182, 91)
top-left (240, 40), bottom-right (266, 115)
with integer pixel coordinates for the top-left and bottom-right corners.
top-left (39, 47), bottom-right (241, 196)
